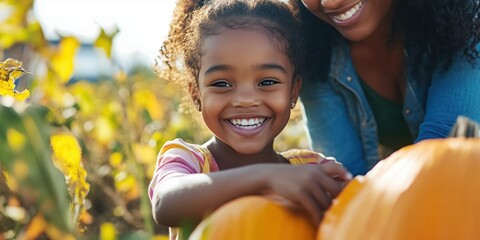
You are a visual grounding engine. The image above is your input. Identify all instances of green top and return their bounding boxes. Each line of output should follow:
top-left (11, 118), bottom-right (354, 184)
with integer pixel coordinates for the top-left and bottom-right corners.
top-left (360, 80), bottom-right (413, 151)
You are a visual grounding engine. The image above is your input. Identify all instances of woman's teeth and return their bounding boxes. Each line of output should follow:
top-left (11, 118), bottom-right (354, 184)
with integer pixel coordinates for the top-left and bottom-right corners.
top-left (229, 118), bottom-right (266, 129)
top-left (333, 1), bottom-right (363, 21)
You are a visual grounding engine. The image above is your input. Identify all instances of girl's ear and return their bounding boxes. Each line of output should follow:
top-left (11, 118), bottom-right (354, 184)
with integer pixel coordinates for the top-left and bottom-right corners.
top-left (291, 76), bottom-right (302, 108)
top-left (189, 81), bottom-right (202, 111)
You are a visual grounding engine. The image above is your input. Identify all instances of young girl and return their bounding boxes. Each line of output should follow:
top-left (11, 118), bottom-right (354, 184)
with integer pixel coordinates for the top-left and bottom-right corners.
top-left (149, 0), bottom-right (351, 238)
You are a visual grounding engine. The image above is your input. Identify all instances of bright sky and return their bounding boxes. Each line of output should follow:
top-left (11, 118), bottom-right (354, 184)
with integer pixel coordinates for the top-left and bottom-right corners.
top-left (33, 0), bottom-right (177, 68)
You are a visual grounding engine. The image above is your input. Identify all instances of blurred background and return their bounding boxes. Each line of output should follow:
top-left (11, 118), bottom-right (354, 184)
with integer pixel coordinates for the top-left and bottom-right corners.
top-left (33, 0), bottom-right (176, 78)
top-left (0, 0), bottom-right (308, 239)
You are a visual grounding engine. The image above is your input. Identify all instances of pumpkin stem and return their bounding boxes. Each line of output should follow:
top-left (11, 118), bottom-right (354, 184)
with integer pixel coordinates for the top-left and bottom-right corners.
top-left (448, 116), bottom-right (480, 138)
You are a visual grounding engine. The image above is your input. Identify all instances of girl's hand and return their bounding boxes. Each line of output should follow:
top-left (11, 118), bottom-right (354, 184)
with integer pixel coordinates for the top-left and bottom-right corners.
top-left (320, 158), bottom-right (353, 184)
top-left (264, 162), bottom-right (352, 225)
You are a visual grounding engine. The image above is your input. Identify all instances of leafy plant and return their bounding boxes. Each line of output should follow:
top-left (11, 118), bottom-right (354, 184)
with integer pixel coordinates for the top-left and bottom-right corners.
top-left (0, 0), bottom-right (308, 239)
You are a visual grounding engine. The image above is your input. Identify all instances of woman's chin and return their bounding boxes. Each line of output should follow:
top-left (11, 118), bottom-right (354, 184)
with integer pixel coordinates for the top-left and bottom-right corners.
top-left (337, 27), bottom-right (375, 42)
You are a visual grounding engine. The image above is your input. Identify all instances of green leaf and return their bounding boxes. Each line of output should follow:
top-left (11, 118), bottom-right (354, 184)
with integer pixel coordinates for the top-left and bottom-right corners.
top-left (0, 104), bottom-right (74, 234)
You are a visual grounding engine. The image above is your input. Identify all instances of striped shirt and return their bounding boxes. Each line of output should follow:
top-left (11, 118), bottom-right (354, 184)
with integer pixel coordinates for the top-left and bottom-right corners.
top-left (148, 138), bottom-right (332, 239)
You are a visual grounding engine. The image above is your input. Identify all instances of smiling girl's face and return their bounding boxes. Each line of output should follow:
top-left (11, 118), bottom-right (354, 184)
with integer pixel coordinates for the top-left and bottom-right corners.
top-left (195, 28), bottom-right (300, 155)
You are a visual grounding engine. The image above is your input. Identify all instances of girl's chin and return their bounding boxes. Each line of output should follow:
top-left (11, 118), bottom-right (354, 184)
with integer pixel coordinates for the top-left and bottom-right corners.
top-left (227, 140), bottom-right (271, 155)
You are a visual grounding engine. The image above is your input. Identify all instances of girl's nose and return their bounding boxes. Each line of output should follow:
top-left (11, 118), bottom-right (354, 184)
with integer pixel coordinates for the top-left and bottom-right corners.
top-left (232, 97), bottom-right (260, 108)
top-left (232, 89), bottom-right (260, 108)
top-left (321, 0), bottom-right (343, 9)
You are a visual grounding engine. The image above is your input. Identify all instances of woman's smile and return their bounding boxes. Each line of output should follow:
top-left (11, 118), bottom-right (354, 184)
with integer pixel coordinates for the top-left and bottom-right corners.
top-left (329, 0), bottom-right (366, 24)
top-left (303, 0), bottom-right (394, 41)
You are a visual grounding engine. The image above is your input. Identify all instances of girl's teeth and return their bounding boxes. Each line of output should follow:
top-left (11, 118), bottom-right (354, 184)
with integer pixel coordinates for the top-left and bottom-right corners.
top-left (333, 1), bottom-right (363, 21)
top-left (229, 118), bottom-right (266, 128)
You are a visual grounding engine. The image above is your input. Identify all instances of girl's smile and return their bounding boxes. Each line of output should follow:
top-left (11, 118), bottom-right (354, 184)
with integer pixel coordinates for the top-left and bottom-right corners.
top-left (225, 116), bottom-right (270, 138)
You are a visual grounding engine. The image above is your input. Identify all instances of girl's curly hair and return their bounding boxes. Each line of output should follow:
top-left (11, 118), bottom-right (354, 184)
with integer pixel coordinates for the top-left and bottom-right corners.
top-left (289, 0), bottom-right (480, 80)
top-left (157, 0), bottom-right (304, 98)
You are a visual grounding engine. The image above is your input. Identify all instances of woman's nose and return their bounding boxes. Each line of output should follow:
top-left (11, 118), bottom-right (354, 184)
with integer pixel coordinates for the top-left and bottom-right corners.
top-left (321, 0), bottom-right (343, 9)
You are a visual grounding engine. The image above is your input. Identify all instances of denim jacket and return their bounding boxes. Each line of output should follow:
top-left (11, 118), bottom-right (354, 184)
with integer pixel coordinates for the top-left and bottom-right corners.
top-left (300, 40), bottom-right (480, 176)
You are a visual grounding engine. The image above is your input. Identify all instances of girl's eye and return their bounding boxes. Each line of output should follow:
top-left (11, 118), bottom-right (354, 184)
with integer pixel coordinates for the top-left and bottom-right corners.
top-left (210, 80), bottom-right (232, 88)
top-left (259, 79), bottom-right (279, 86)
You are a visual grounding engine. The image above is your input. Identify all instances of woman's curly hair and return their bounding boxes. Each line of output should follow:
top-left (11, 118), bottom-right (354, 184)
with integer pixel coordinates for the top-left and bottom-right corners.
top-left (157, 0), bottom-right (304, 104)
top-left (289, 0), bottom-right (480, 80)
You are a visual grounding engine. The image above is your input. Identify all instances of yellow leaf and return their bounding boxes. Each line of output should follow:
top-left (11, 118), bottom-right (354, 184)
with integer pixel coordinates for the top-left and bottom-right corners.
top-left (114, 70), bottom-right (127, 83)
top-left (50, 133), bottom-right (91, 227)
top-left (109, 152), bottom-right (123, 167)
top-left (100, 222), bottom-right (117, 240)
top-left (132, 143), bottom-right (156, 164)
top-left (37, 71), bottom-right (62, 105)
top-left (50, 36), bottom-right (80, 83)
top-left (12, 160), bottom-right (29, 181)
top-left (23, 214), bottom-right (47, 240)
top-left (0, 26), bottom-right (29, 49)
top-left (3, 169), bottom-right (18, 191)
top-left (4, 0), bottom-right (34, 25)
top-left (51, 133), bottom-right (81, 168)
top-left (0, 24), bottom-right (28, 49)
top-left (0, 58), bottom-right (28, 81)
top-left (79, 209), bottom-right (93, 225)
top-left (27, 21), bottom-right (48, 50)
top-left (7, 128), bottom-right (26, 151)
top-left (133, 89), bottom-right (164, 120)
top-left (152, 235), bottom-right (170, 240)
top-left (112, 206), bottom-right (125, 217)
top-left (114, 173), bottom-right (139, 201)
top-left (69, 81), bottom-right (95, 115)
top-left (0, 58), bottom-right (31, 100)
top-left (13, 89), bottom-right (30, 100)
top-left (45, 223), bottom-right (76, 240)
top-left (0, 80), bottom-right (14, 97)
top-left (94, 26), bottom-right (120, 59)
top-left (94, 116), bottom-right (115, 145)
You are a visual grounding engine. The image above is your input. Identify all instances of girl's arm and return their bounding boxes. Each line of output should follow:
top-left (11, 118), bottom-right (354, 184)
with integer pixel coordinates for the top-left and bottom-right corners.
top-left (152, 162), bottom-right (350, 227)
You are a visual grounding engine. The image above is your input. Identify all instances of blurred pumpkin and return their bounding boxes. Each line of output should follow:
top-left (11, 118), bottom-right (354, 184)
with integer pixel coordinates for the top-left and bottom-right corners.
top-left (318, 137), bottom-right (480, 240)
top-left (190, 196), bottom-right (316, 240)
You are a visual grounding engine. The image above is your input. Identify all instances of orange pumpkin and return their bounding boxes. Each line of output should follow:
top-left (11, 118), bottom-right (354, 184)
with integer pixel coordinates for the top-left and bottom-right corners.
top-left (190, 196), bottom-right (316, 240)
top-left (318, 138), bottom-right (480, 240)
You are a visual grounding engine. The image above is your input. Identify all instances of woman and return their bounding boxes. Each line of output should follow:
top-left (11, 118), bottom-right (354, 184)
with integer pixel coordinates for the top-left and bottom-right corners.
top-left (290, 0), bottom-right (480, 175)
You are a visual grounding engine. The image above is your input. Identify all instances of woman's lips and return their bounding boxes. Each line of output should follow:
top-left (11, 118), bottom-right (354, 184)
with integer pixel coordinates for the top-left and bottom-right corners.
top-left (328, 0), bottom-right (366, 27)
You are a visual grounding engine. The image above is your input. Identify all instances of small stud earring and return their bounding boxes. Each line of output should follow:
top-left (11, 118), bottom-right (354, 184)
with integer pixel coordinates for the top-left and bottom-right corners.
top-left (291, 101), bottom-right (296, 109)
top-left (195, 100), bottom-right (201, 111)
